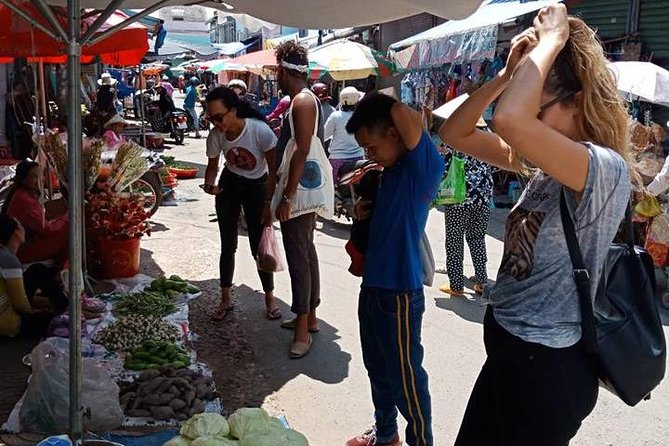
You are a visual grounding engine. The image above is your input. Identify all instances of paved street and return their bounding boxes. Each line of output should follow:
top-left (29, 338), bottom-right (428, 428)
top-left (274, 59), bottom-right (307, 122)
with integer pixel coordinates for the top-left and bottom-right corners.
top-left (142, 130), bottom-right (669, 446)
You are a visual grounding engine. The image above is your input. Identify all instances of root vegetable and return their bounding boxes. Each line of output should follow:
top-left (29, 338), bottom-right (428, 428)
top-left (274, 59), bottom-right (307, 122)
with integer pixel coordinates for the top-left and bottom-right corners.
top-left (151, 406), bottom-right (176, 421)
top-left (126, 409), bottom-right (151, 418)
top-left (169, 398), bottom-right (187, 411)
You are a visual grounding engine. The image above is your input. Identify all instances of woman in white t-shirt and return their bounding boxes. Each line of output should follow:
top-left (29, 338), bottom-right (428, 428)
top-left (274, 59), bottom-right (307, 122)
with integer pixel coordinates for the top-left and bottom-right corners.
top-left (324, 87), bottom-right (365, 184)
top-left (202, 87), bottom-right (281, 322)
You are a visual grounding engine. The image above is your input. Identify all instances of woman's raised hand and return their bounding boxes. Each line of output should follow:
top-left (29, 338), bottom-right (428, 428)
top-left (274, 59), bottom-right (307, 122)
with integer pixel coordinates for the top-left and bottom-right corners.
top-left (503, 27), bottom-right (539, 79)
top-left (533, 3), bottom-right (570, 46)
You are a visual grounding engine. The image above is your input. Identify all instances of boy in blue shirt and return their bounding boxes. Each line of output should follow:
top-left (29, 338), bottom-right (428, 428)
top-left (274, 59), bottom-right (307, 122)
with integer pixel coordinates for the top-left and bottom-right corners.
top-left (344, 92), bottom-right (443, 446)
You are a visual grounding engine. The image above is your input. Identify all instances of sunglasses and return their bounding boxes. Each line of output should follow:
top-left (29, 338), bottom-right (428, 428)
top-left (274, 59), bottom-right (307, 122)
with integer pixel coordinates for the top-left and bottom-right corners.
top-left (538, 91), bottom-right (577, 120)
top-left (207, 110), bottom-right (231, 124)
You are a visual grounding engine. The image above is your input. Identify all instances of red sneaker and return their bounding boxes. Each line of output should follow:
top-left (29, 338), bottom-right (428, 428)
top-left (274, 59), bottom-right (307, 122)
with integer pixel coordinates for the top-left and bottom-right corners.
top-left (345, 426), bottom-right (401, 446)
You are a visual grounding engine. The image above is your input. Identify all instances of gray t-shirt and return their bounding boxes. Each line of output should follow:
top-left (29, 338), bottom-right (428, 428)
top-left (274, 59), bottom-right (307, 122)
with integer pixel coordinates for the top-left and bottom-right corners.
top-left (490, 143), bottom-right (631, 348)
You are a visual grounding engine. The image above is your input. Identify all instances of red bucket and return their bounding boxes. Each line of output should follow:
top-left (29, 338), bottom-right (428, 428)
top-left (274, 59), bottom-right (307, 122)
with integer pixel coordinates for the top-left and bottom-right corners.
top-left (97, 236), bottom-right (141, 279)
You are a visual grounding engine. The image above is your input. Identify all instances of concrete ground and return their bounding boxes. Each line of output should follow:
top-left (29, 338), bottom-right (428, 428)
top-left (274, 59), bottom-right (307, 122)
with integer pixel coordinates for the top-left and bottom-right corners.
top-left (142, 128), bottom-right (669, 446)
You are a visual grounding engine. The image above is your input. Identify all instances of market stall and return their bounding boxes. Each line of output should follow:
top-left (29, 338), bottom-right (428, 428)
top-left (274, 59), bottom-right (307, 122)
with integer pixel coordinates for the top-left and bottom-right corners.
top-left (12, 0), bottom-right (485, 442)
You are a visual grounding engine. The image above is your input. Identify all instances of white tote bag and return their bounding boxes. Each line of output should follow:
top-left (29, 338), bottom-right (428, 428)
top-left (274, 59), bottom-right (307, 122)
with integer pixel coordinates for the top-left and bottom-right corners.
top-left (272, 89), bottom-right (334, 221)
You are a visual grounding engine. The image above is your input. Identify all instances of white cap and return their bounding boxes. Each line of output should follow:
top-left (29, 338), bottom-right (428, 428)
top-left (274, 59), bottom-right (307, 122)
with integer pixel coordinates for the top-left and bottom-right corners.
top-left (228, 79), bottom-right (247, 92)
top-left (97, 73), bottom-right (117, 86)
top-left (340, 86), bottom-right (361, 106)
top-left (104, 114), bottom-right (129, 129)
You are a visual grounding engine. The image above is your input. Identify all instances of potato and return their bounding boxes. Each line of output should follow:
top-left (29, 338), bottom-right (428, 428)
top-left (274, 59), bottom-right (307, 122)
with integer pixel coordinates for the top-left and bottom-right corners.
top-left (196, 383), bottom-right (210, 399)
top-left (169, 398), bottom-right (187, 411)
top-left (126, 409), bottom-right (151, 418)
top-left (151, 406), bottom-right (176, 421)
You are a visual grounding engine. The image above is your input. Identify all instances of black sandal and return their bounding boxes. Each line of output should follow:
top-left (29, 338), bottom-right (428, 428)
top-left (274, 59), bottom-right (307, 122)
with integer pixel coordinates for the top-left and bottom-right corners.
top-left (211, 305), bottom-right (234, 321)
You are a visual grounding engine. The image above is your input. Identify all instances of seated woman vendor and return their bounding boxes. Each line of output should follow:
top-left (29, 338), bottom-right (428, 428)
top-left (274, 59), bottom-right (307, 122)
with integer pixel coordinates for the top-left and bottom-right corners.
top-left (0, 215), bottom-right (68, 338)
top-left (3, 160), bottom-right (68, 265)
top-left (102, 114), bottom-right (129, 148)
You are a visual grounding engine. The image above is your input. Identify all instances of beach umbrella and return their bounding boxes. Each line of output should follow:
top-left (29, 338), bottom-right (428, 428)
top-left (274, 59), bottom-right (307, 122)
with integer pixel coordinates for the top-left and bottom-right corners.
top-left (610, 61), bottom-right (669, 106)
top-left (309, 40), bottom-right (396, 81)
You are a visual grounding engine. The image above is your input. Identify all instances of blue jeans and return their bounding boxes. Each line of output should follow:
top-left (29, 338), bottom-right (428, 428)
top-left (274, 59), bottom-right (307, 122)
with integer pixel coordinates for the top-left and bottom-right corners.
top-left (359, 287), bottom-right (433, 446)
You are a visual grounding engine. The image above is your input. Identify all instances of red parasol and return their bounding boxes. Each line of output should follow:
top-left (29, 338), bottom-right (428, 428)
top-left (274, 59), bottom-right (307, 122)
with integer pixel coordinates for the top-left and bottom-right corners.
top-left (0, 6), bottom-right (148, 65)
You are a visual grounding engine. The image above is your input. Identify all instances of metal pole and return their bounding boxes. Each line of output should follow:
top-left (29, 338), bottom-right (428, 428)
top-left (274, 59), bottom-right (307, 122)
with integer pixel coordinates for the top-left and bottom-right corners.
top-left (88, 0), bottom-right (167, 46)
top-left (66, 0), bottom-right (84, 442)
top-left (80, 0), bottom-right (127, 45)
top-left (39, 61), bottom-right (48, 125)
top-left (0, 0), bottom-right (61, 41)
top-left (33, 0), bottom-right (70, 42)
top-left (139, 64), bottom-right (147, 148)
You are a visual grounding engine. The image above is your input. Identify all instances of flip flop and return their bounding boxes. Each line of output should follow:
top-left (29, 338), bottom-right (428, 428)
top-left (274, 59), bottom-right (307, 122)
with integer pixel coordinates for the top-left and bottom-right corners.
top-left (266, 307), bottom-right (283, 321)
top-left (280, 318), bottom-right (320, 333)
top-left (289, 334), bottom-right (312, 359)
top-left (439, 286), bottom-right (466, 297)
top-left (211, 305), bottom-right (234, 321)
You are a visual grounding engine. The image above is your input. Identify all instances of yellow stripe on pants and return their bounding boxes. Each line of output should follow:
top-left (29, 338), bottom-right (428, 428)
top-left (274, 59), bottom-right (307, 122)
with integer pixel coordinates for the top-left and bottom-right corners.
top-left (396, 295), bottom-right (418, 442)
top-left (403, 293), bottom-right (428, 446)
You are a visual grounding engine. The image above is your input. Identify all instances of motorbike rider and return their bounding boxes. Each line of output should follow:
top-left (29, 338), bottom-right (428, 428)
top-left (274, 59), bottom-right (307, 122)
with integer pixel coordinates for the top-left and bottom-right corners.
top-left (324, 86), bottom-right (365, 184)
top-left (311, 82), bottom-right (335, 124)
top-left (161, 74), bottom-right (175, 98)
top-left (184, 77), bottom-right (202, 138)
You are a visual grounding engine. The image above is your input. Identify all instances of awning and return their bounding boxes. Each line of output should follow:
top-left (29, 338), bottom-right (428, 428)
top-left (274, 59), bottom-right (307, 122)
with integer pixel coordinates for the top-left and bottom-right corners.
top-left (212, 35), bottom-right (261, 56)
top-left (43, 0), bottom-right (485, 29)
top-left (389, 0), bottom-right (561, 69)
top-left (151, 33), bottom-right (219, 58)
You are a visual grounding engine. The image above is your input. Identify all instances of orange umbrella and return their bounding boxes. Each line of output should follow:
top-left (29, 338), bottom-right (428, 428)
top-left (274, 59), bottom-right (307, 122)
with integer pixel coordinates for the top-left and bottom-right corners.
top-left (0, 6), bottom-right (148, 66)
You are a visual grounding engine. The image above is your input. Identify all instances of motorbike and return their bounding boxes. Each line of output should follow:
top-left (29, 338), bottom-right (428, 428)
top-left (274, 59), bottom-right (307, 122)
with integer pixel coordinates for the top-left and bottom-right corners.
top-left (146, 100), bottom-right (188, 145)
top-left (334, 160), bottom-right (383, 221)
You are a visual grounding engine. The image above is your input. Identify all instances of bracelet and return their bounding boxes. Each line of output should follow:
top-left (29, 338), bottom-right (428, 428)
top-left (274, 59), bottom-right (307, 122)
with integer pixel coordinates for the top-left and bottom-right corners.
top-left (282, 194), bottom-right (292, 204)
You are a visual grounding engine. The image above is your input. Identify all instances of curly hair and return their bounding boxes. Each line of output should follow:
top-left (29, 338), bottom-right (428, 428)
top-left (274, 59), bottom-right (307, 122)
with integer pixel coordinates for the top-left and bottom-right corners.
top-left (275, 41), bottom-right (309, 79)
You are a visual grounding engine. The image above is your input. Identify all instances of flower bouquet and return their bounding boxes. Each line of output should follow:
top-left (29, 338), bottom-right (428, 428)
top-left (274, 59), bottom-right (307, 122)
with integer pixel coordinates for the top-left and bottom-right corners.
top-left (86, 182), bottom-right (151, 240)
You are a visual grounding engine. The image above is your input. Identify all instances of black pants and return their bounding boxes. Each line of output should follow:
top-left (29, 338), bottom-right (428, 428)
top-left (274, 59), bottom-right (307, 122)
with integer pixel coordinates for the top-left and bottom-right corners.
top-left (455, 308), bottom-right (598, 446)
top-left (280, 213), bottom-right (320, 315)
top-left (19, 263), bottom-right (69, 338)
top-left (216, 169), bottom-right (273, 292)
top-left (444, 203), bottom-right (490, 291)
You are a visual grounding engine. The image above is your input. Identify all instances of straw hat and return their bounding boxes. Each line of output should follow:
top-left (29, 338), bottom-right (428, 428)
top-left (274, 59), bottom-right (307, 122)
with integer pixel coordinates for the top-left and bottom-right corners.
top-left (433, 93), bottom-right (487, 128)
top-left (97, 73), bottom-right (118, 86)
top-left (104, 114), bottom-right (129, 129)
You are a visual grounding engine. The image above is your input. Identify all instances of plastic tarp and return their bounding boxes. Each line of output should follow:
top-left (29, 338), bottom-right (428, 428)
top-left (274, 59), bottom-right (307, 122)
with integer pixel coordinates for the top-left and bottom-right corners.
top-left (42, 0), bottom-right (485, 29)
top-left (0, 6), bottom-right (148, 65)
top-left (213, 35), bottom-right (262, 56)
top-left (389, 0), bottom-right (562, 69)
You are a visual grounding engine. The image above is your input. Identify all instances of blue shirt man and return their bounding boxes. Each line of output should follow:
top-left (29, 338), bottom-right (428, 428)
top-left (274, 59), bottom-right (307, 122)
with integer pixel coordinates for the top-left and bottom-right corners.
top-left (344, 92), bottom-right (443, 446)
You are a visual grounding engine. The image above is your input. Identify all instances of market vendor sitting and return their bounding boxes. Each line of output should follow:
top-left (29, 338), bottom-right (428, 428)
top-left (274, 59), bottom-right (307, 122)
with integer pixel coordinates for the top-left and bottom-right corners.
top-left (0, 215), bottom-right (68, 338)
top-left (3, 160), bottom-right (68, 266)
top-left (102, 114), bottom-right (129, 148)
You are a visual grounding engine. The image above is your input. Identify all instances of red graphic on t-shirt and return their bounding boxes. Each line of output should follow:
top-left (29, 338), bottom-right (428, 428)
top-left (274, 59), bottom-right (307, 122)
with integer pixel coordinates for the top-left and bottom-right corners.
top-left (225, 147), bottom-right (257, 171)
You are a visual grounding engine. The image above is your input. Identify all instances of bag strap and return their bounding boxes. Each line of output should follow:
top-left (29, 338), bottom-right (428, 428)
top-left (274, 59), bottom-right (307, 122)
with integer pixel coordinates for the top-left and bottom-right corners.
top-left (559, 190), bottom-right (598, 355)
top-left (287, 88), bottom-right (320, 139)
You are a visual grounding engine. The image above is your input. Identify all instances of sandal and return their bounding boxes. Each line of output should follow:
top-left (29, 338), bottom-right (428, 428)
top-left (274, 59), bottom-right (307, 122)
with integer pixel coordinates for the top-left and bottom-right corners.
top-left (266, 307), bottom-right (283, 321)
top-left (474, 284), bottom-right (486, 295)
top-left (281, 318), bottom-right (320, 333)
top-left (435, 267), bottom-right (448, 275)
top-left (289, 334), bottom-right (312, 359)
top-left (439, 286), bottom-right (465, 297)
top-left (211, 305), bottom-right (234, 321)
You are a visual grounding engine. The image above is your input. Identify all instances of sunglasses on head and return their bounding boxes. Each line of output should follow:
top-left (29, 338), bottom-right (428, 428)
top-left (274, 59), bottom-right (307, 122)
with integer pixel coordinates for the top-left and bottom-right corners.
top-left (538, 91), bottom-right (578, 119)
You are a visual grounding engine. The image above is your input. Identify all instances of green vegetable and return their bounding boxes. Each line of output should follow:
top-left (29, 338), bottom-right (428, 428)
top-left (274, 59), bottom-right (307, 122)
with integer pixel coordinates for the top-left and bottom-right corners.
top-left (170, 275), bottom-right (185, 282)
top-left (186, 286), bottom-right (201, 294)
top-left (239, 429), bottom-right (308, 446)
top-left (124, 340), bottom-right (191, 370)
top-left (181, 413), bottom-right (230, 440)
top-left (191, 436), bottom-right (239, 446)
top-left (227, 408), bottom-right (277, 440)
top-left (94, 316), bottom-right (179, 352)
top-left (113, 290), bottom-right (177, 318)
top-left (164, 435), bottom-right (192, 446)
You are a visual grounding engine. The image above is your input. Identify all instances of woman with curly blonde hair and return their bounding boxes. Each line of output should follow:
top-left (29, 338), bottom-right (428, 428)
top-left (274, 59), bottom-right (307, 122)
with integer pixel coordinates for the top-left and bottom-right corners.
top-left (440, 5), bottom-right (633, 445)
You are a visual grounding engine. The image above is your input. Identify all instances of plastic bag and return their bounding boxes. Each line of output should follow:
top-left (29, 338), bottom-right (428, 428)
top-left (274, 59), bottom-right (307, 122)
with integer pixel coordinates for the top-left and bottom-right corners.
top-left (272, 91), bottom-right (334, 221)
top-left (19, 340), bottom-right (124, 434)
top-left (635, 195), bottom-right (662, 218)
top-left (434, 155), bottom-right (466, 206)
top-left (256, 226), bottom-right (285, 273)
top-left (420, 232), bottom-right (435, 287)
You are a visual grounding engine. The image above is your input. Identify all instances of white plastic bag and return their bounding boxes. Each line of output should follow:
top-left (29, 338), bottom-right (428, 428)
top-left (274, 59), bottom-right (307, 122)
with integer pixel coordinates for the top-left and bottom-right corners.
top-left (19, 340), bottom-right (124, 433)
top-left (256, 226), bottom-right (285, 273)
top-left (272, 90), bottom-right (334, 221)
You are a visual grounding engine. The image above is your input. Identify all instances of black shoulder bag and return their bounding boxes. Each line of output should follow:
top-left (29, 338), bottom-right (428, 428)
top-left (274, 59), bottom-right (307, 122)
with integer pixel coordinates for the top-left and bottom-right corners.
top-left (560, 191), bottom-right (666, 406)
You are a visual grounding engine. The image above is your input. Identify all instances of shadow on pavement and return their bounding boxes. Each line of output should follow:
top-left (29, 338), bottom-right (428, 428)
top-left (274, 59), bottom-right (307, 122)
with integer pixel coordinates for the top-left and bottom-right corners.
top-left (434, 296), bottom-right (487, 324)
top-left (318, 217), bottom-right (351, 241)
top-left (187, 280), bottom-right (351, 414)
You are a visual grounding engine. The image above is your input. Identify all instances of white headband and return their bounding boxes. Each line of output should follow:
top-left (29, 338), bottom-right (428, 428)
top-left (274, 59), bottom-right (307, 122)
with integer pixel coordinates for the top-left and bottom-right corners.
top-left (281, 60), bottom-right (309, 73)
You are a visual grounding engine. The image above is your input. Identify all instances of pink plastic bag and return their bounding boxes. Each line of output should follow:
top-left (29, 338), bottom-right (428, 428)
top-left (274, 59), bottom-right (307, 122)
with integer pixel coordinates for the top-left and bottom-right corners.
top-left (257, 226), bottom-right (285, 273)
